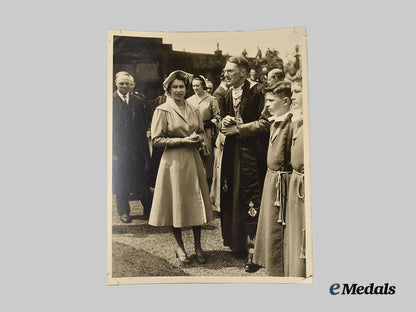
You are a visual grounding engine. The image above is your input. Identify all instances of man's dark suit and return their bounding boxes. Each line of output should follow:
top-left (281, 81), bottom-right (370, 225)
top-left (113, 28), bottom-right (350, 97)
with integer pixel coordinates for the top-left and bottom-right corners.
top-left (113, 91), bottom-right (151, 218)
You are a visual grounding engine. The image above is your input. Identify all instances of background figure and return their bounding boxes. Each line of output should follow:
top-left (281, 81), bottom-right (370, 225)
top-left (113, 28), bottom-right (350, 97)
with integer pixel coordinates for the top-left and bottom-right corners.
top-left (149, 70), bottom-right (213, 265)
top-left (210, 132), bottom-right (225, 213)
top-left (248, 68), bottom-right (258, 83)
top-left (219, 56), bottom-right (265, 271)
top-left (284, 78), bottom-right (306, 277)
top-left (113, 72), bottom-right (152, 223)
top-left (259, 66), bottom-right (269, 84)
top-left (205, 80), bottom-right (214, 94)
top-left (147, 93), bottom-right (167, 188)
top-left (284, 49), bottom-right (302, 82)
top-left (210, 71), bottom-right (230, 215)
top-left (187, 75), bottom-right (220, 189)
top-left (267, 68), bottom-right (285, 85)
top-left (213, 71), bottom-right (229, 111)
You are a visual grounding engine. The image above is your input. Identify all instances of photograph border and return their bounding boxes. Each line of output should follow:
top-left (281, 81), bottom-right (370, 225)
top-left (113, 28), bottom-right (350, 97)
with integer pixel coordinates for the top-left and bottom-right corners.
top-left (107, 27), bottom-right (312, 285)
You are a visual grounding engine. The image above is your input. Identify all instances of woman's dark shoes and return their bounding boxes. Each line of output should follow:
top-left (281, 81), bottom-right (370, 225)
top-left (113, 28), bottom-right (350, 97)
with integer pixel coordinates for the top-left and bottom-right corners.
top-left (120, 214), bottom-right (132, 223)
top-left (175, 248), bottom-right (191, 264)
top-left (195, 248), bottom-right (206, 264)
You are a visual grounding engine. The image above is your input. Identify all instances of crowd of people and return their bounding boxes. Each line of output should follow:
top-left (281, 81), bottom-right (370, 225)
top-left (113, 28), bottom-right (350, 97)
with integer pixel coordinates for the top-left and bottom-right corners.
top-left (112, 49), bottom-right (307, 277)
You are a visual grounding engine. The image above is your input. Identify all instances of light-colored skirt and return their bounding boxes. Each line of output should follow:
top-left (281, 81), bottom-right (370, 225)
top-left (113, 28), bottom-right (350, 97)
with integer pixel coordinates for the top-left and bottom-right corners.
top-left (149, 145), bottom-right (214, 228)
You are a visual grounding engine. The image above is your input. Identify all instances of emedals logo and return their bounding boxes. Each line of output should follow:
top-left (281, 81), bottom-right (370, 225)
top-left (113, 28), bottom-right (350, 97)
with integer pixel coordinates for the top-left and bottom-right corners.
top-left (329, 283), bottom-right (396, 295)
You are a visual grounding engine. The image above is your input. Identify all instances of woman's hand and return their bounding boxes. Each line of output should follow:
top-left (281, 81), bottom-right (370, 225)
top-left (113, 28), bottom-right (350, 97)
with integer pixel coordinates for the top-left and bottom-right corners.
top-left (182, 133), bottom-right (203, 145)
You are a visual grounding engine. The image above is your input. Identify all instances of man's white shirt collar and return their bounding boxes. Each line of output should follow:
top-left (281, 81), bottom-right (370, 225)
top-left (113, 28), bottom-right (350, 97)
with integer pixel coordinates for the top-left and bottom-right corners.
top-left (231, 82), bottom-right (245, 101)
top-left (117, 90), bottom-right (129, 104)
top-left (248, 79), bottom-right (258, 89)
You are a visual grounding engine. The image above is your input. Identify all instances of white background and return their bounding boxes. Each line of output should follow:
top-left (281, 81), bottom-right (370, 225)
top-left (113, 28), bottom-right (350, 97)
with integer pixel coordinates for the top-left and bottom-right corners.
top-left (1, 0), bottom-right (414, 311)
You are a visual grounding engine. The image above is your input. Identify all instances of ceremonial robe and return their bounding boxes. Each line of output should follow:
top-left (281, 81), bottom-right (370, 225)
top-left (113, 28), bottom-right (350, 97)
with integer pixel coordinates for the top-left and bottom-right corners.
top-left (219, 80), bottom-right (265, 252)
top-left (253, 113), bottom-right (293, 276)
top-left (284, 119), bottom-right (306, 277)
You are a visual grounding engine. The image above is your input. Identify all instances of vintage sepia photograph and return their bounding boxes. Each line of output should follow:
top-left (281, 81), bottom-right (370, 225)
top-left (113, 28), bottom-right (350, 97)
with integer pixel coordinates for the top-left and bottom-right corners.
top-left (107, 27), bottom-right (312, 285)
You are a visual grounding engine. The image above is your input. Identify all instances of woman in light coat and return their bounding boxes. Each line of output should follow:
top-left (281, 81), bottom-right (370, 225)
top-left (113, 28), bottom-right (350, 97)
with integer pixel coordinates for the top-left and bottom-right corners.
top-left (149, 71), bottom-right (214, 264)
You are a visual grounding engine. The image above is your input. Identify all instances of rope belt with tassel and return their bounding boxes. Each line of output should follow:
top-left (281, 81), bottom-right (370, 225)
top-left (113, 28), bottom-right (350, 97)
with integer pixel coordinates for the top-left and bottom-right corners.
top-left (293, 169), bottom-right (306, 259)
top-left (292, 169), bottom-right (304, 199)
top-left (267, 168), bottom-right (291, 225)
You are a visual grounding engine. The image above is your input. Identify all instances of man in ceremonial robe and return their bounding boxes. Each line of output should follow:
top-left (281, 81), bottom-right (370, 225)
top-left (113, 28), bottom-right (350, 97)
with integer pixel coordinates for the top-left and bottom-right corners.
top-left (219, 56), bottom-right (267, 271)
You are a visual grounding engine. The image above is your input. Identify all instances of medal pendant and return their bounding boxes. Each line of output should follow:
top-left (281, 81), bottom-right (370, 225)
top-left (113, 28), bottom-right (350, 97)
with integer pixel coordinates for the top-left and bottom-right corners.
top-left (222, 179), bottom-right (229, 192)
top-left (248, 201), bottom-right (257, 217)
